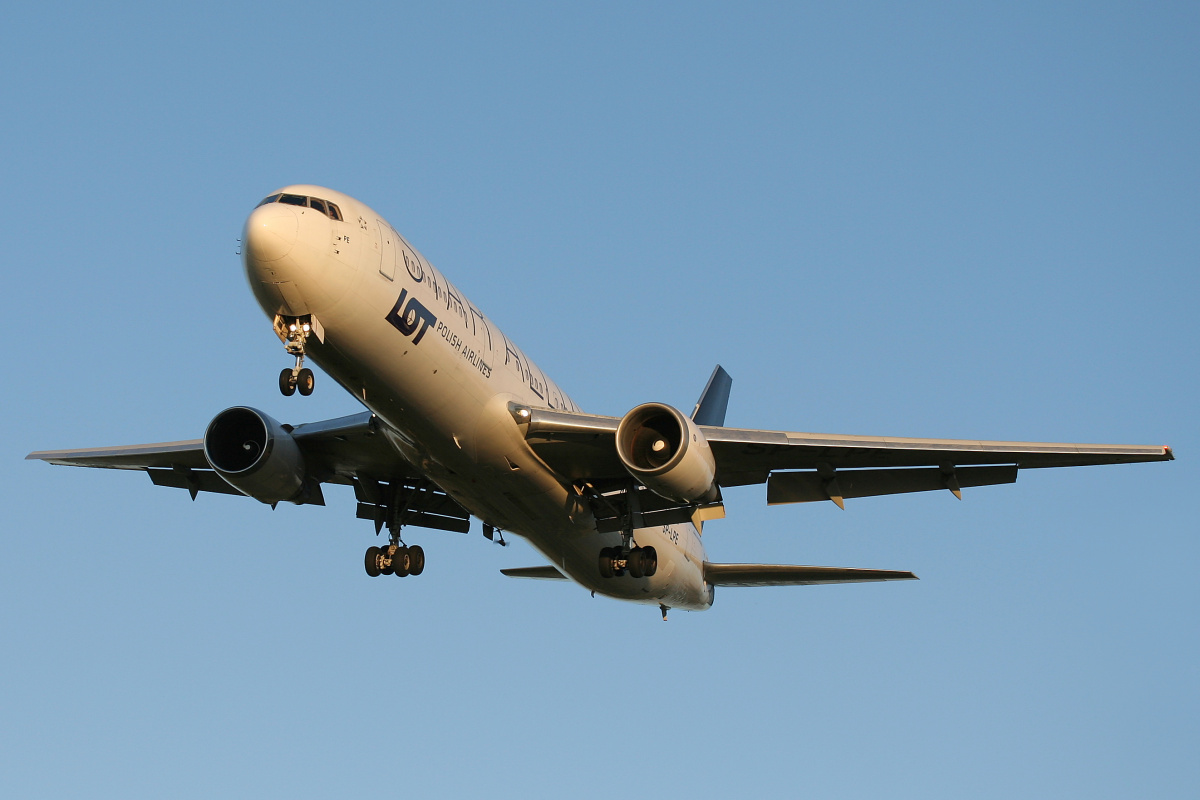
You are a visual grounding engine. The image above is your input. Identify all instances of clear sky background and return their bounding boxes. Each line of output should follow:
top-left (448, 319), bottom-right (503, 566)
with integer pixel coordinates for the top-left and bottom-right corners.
top-left (2, 2), bottom-right (1196, 797)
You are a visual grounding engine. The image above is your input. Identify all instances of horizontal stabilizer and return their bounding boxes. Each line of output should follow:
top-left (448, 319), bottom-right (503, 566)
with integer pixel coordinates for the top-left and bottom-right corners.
top-left (704, 562), bottom-right (917, 587)
top-left (500, 566), bottom-right (568, 581)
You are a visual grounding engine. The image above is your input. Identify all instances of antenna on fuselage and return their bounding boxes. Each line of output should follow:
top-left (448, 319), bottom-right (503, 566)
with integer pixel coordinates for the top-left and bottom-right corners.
top-left (483, 523), bottom-right (507, 546)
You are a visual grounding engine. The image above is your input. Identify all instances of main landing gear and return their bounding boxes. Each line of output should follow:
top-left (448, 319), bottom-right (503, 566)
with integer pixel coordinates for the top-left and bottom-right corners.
top-left (278, 317), bottom-right (315, 396)
top-left (364, 543), bottom-right (426, 578)
top-left (598, 545), bottom-right (657, 579)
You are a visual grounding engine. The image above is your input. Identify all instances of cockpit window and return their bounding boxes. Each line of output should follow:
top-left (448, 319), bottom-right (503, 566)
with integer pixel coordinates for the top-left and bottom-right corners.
top-left (256, 193), bottom-right (344, 221)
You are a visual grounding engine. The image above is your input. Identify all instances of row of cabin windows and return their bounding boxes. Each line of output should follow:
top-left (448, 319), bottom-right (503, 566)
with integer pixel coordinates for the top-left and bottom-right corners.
top-left (256, 193), bottom-right (344, 221)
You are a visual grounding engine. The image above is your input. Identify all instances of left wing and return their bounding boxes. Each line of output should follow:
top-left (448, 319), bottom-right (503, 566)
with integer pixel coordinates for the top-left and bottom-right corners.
top-left (28, 411), bottom-right (475, 534)
top-left (515, 407), bottom-right (1173, 508)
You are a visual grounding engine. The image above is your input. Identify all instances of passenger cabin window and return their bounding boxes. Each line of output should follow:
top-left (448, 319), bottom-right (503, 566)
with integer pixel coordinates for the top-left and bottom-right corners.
top-left (279, 194), bottom-right (308, 207)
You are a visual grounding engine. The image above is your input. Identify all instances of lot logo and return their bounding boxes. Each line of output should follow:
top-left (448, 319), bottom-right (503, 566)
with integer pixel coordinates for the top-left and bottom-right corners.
top-left (386, 289), bottom-right (436, 345)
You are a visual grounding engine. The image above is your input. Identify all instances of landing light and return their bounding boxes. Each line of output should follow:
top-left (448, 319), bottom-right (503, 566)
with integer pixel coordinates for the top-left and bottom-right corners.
top-left (289, 324), bottom-right (297, 332)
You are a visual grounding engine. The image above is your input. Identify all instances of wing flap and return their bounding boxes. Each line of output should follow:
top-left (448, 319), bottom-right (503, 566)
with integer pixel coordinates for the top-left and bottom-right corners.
top-left (705, 563), bottom-right (918, 587)
top-left (147, 467), bottom-right (245, 497)
top-left (767, 465), bottom-right (1017, 506)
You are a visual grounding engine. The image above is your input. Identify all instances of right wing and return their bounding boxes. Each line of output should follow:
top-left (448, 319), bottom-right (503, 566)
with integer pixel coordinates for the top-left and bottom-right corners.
top-left (26, 411), bottom-right (417, 490)
top-left (26, 412), bottom-right (470, 533)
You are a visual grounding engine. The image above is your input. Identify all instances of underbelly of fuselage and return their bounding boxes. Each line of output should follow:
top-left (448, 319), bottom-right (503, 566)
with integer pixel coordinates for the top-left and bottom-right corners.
top-left (302, 332), bottom-right (713, 610)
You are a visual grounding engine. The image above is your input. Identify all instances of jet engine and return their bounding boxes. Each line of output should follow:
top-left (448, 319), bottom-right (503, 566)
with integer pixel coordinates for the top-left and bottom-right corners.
top-left (615, 403), bottom-right (718, 504)
top-left (203, 406), bottom-right (314, 504)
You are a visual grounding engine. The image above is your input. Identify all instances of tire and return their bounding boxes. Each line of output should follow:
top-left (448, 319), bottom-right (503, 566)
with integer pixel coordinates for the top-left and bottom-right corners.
top-left (297, 368), bottom-right (315, 396)
top-left (364, 546), bottom-right (382, 577)
top-left (392, 546), bottom-right (410, 577)
top-left (627, 549), bottom-right (644, 579)
top-left (279, 368), bottom-right (296, 396)
top-left (408, 545), bottom-right (425, 576)
top-left (642, 546), bottom-right (658, 577)
top-left (598, 547), bottom-right (614, 579)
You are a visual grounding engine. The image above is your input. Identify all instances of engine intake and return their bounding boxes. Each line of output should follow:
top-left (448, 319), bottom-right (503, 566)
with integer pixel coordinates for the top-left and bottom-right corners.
top-left (616, 403), bottom-right (718, 504)
top-left (203, 406), bottom-right (314, 504)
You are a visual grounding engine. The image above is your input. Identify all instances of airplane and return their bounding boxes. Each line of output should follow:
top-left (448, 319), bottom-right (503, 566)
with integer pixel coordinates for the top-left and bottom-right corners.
top-left (27, 185), bottom-right (1174, 619)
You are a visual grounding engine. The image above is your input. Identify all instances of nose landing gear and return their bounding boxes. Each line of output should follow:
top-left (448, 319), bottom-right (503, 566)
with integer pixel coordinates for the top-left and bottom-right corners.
top-left (277, 316), bottom-right (315, 396)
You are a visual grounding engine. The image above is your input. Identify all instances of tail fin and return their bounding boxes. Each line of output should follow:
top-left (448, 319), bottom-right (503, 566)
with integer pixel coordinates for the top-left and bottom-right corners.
top-left (691, 365), bottom-right (732, 426)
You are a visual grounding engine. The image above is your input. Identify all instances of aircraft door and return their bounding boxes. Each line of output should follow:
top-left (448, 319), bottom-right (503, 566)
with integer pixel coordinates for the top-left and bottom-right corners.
top-left (365, 217), bottom-right (382, 274)
top-left (377, 220), bottom-right (396, 280)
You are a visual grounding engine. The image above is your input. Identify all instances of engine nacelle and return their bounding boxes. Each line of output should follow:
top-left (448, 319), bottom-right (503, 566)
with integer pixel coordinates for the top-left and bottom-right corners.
top-left (203, 406), bottom-right (311, 504)
top-left (616, 403), bottom-right (718, 504)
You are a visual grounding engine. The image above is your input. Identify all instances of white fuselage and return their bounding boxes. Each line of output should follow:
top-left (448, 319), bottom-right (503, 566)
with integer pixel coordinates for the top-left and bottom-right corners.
top-left (242, 185), bottom-right (714, 610)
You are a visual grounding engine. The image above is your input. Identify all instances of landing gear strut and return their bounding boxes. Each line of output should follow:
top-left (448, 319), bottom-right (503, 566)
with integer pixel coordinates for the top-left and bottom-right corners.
top-left (364, 504), bottom-right (426, 578)
top-left (278, 317), bottom-right (315, 396)
top-left (583, 481), bottom-right (659, 580)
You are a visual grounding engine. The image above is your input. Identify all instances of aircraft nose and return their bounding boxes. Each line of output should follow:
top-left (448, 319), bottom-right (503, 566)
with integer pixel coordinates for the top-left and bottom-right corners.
top-left (244, 203), bottom-right (298, 262)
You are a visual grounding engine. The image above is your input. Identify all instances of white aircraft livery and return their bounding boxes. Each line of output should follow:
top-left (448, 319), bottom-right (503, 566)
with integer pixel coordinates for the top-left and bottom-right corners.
top-left (28, 186), bottom-right (1175, 618)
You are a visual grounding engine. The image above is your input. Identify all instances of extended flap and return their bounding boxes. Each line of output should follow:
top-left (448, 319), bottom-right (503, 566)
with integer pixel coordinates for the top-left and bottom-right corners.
top-left (767, 465), bottom-right (1018, 506)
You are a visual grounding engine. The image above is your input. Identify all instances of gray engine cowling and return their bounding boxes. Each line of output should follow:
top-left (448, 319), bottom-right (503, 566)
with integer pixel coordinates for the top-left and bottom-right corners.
top-left (203, 406), bottom-right (317, 504)
top-left (616, 403), bottom-right (718, 504)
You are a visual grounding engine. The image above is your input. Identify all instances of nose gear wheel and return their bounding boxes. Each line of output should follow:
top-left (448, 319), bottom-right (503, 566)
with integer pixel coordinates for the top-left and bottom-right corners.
top-left (277, 316), bottom-right (316, 396)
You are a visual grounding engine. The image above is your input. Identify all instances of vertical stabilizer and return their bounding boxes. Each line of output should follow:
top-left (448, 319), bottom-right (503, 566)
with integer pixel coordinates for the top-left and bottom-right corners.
top-left (691, 365), bottom-right (732, 427)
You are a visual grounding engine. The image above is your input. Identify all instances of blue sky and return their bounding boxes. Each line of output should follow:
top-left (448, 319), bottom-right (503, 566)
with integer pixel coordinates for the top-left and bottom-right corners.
top-left (2, 2), bottom-right (1196, 797)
